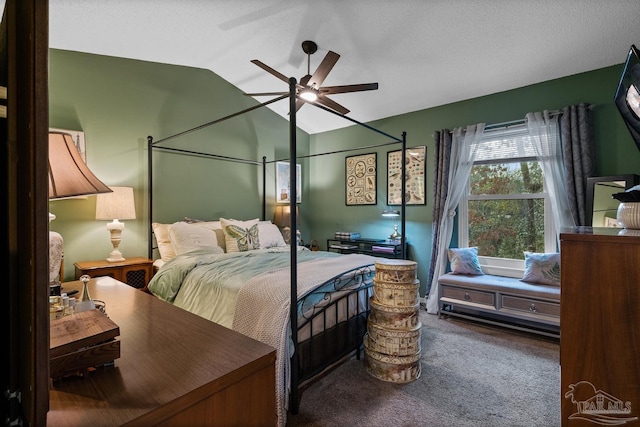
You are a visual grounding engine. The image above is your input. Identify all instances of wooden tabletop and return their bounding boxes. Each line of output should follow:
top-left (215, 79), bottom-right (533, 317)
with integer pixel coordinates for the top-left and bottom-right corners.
top-left (48, 277), bottom-right (276, 426)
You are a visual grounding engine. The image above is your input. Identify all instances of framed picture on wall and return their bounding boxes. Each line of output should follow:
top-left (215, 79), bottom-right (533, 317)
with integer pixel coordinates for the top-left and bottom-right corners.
top-left (345, 152), bottom-right (377, 205)
top-left (276, 161), bottom-right (302, 203)
top-left (387, 146), bottom-right (426, 205)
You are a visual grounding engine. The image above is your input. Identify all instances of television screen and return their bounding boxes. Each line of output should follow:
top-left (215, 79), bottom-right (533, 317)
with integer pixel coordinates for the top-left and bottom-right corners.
top-left (614, 44), bottom-right (640, 152)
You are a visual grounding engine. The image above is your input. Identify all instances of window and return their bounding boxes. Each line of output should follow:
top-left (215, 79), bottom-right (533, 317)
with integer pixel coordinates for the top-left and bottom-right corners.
top-left (458, 125), bottom-right (556, 277)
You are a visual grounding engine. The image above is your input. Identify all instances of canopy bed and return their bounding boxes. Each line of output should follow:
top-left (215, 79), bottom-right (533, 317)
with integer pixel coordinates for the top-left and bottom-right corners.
top-left (146, 78), bottom-right (408, 425)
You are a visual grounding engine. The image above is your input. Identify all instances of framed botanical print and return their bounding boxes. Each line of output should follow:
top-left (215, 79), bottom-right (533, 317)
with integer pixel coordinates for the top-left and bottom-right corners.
top-left (387, 146), bottom-right (426, 205)
top-left (276, 161), bottom-right (301, 203)
top-left (345, 152), bottom-right (377, 205)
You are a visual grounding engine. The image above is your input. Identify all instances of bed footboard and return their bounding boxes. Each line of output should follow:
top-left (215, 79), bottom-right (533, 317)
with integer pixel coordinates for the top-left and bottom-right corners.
top-left (294, 264), bottom-right (374, 386)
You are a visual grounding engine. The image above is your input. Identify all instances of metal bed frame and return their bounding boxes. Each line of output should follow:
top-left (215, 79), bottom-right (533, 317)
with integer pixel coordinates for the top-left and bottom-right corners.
top-left (146, 77), bottom-right (407, 414)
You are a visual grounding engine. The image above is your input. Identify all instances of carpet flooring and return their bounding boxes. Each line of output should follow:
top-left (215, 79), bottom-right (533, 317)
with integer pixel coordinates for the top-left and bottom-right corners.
top-left (286, 309), bottom-right (560, 427)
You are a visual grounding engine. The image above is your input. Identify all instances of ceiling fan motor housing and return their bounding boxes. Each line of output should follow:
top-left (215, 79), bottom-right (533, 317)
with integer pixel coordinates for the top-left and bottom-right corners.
top-left (301, 40), bottom-right (318, 55)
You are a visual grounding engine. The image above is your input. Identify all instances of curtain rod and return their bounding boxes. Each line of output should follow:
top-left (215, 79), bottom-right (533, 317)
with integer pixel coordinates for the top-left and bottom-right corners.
top-left (452, 104), bottom-right (596, 133)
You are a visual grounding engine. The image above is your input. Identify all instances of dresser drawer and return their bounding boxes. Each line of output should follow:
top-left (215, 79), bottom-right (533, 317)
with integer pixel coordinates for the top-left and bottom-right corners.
top-left (441, 285), bottom-right (495, 308)
top-left (501, 295), bottom-right (560, 318)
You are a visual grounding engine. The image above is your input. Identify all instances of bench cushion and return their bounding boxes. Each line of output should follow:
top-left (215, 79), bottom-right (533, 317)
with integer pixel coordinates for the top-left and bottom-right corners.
top-left (438, 272), bottom-right (560, 301)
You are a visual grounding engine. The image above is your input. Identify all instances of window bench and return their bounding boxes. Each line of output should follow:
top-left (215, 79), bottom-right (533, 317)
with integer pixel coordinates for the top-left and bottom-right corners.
top-left (437, 272), bottom-right (560, 338)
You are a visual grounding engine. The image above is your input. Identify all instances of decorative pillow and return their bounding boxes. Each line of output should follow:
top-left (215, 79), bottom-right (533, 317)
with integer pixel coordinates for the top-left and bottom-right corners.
top-left (447, 247), bottom-right (484, 275)
top-left (258, 221), bottom-right (287, 249)
top-left (152, 222), bottom-right (177, 262)
top-left (521, 252), bottom-right (561, 286)
top-left (186, 220), bottom-right (226, 252)
top-left (168, 221), bottom-right (224, 255)
top-left (220, 218), bottom-right (260, 252)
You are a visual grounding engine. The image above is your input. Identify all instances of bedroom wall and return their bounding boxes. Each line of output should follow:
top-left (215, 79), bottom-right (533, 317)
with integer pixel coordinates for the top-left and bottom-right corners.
top-left (308, 64), bottom-right (640, 296)
top-left (48, 49), bottom-right (640, 294)
top-left (48, 49), bottom-right (310, 281)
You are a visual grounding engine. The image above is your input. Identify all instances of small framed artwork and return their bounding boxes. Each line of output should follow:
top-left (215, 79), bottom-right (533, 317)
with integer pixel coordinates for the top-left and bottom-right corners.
top-left (387, 146), bottom-right (426, 205)
top-left (276, 161), bottom-right (302, 203)
top-left (345, 152), bottom-right (377, 205)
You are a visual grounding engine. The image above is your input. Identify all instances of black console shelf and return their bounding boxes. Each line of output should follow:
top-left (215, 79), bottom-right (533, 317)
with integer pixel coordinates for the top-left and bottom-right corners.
top-left (327, 238), bottom-right (406, 259)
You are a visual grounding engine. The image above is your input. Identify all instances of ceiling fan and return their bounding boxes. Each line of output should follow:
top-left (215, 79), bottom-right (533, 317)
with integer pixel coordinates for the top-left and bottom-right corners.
top-left (245, 40), bottom-right (378, 115)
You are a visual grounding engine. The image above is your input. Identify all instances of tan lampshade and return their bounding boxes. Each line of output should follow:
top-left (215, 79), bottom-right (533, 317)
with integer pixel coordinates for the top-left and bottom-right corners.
top-left (48, 131), bottom-right (112, 199)
top-left (273, 205), bottom-right (299, 228)
top-left (95, 187), bottom-right (136, 220)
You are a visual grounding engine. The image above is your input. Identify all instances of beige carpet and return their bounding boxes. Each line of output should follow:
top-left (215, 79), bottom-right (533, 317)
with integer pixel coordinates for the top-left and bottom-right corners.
top-left (286, 309), bottom-right (560, 427)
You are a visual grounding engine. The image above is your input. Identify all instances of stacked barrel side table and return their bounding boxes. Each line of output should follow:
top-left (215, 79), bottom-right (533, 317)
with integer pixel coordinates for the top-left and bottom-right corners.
top-left (364, 259), bottom-right (421, 383)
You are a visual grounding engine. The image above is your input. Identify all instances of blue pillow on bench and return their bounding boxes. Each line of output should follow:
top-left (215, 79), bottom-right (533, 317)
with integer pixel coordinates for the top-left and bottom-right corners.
top-left (447, 247), bottom-right (484, 276)
top-left (521, 252), bottom-right (560, 286)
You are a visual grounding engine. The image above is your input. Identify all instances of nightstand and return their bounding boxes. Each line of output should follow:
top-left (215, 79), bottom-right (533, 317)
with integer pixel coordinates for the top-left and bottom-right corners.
top-left (74, 257), bottom-right (154, 290)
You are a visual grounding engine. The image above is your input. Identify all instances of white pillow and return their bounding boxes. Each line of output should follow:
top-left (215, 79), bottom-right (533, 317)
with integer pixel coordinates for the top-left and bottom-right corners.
top-left (220, 218), bottom-right (260, 252)
top-left (168, 221), bottom-right (224, 255)
top-left (188, 220), bottom-right (226, 251)
top-left (258, 221), bottom-right (287, 249)
top-left (521, 252), bottom-right (561, 286)
top-left (447, 247), bottom-right (484, 275)
top-left (152, 222), bottom-right (177, 262)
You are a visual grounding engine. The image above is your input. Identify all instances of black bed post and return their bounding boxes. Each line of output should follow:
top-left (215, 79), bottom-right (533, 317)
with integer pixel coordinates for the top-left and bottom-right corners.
top-left (262, 156), bottom-right (267, 221)
top-left (147, 135), bottom-right (154, 260)
top-left (401, 131), bottom-right (407, 259)
top-left (288, 76), bottom-right (300, 415)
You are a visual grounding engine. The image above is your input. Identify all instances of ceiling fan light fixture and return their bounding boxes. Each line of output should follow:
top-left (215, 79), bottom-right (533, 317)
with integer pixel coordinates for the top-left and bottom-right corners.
top-left (299, 88), bottom-right (318, 102)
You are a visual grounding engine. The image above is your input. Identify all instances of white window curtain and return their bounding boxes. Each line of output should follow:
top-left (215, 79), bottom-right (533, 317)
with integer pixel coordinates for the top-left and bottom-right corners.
top-left (426, 124), bottom-right (485, 314)
top-left (526, 111), bottom-right (576, 238)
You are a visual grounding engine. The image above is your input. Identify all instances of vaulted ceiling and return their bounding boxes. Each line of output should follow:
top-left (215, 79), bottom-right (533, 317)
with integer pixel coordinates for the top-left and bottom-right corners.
top-left (46, 0), bottom-right (640, 134)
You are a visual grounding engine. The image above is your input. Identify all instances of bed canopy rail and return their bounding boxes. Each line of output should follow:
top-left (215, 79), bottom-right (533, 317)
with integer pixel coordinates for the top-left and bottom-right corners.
top-left (146, 76), bottom-right (408, 416)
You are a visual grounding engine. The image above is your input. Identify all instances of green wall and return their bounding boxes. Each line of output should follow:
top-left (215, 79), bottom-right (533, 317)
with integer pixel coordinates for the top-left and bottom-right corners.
top-left (49, 49), bottom-right (640, 294)
top-left (48, 49), bottom-right (309, 281)
top-left (308, 65), bottom-right (640, 295)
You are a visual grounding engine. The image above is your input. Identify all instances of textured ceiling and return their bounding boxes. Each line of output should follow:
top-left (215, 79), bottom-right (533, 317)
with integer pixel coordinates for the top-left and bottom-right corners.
top-left (44, 0), bottom-right (640, 134)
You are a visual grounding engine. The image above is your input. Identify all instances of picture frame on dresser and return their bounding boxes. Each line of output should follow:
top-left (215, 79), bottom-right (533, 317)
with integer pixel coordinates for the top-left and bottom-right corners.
top-left (387, 145), bottom-right (426, 205)
top-left (345, 152), bottom-right (377, 205)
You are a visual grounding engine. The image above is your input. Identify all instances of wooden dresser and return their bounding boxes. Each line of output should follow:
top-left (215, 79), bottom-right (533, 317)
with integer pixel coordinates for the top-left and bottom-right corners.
top-left (48, 277), bottom-right (276, 426)
top-left (560, 227), bottom-right (640, 425)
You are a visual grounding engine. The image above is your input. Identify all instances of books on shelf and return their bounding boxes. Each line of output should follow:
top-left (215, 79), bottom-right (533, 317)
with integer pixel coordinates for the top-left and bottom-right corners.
top-left (335, 231), bottom-right (361, 239)
top-left (372, 245), bottom-right (396, 254)
top-left (330, 244), bottom-right (359, 250)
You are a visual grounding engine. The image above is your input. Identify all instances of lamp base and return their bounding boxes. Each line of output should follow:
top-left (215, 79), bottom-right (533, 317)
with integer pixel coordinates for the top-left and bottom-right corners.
top-left (106, 219), bottom-right (126, 262)
top-left (389, 224), bottom-right (400, 240)
top-left (106, 252), bottom-right (125, 263)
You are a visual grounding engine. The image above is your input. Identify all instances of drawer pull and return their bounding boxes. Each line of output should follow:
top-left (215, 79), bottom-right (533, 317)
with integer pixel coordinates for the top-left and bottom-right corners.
top-left (529, 304), bottom-right (538, 313)
top-left (464, 292), bottom-right (471, 301)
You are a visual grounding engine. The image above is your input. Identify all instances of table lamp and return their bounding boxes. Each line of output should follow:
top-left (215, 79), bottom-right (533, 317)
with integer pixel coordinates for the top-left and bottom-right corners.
top-left (274, 205), bottom-right (300, 245)
top-left (48, 131), bottom-right (112, 289)
top-left (95, 186), bottom-right (136, 262)
top-left (382, 209), bottom-right (401, 239)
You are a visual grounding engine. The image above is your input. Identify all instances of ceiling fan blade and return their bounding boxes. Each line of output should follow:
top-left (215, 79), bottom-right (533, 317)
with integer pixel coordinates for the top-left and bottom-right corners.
top-left (314, 95), bottom-right (350, 115)
top-left (244, 91), bottom-right (288, 96)
top-left (320, 82), bottom-right (379, 94)
top-left (295, 98), bottom-right (306, 112)
top-left (251, 59), bottom-right (289, 84)
top-left (307, 51), bottom-right (340, 89)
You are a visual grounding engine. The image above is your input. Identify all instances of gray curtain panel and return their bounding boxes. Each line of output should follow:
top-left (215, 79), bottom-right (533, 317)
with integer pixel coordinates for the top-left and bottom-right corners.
top-left (427, 129), bottom-right (452, 292)
top-left (560, 103), bottom-right (595, 226)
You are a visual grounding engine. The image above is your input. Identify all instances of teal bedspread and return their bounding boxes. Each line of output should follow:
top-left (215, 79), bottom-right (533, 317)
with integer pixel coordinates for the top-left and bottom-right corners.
top-left (147, 247), bottom-right (343, 328)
